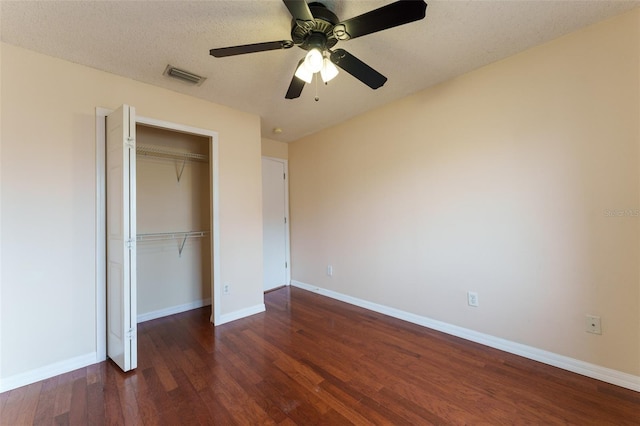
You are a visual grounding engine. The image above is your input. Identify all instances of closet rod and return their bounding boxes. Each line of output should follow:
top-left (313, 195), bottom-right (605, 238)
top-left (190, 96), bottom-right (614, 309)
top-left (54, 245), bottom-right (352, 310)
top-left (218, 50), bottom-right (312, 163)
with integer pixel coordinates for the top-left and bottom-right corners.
top-left (136, 144), bottom-right (208, 163)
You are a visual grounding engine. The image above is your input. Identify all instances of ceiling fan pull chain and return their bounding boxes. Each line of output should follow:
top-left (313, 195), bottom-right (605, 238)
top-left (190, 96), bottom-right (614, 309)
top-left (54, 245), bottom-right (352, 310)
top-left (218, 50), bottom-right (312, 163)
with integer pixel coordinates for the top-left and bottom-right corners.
top-left (314, 73), bottom-right (319, 102)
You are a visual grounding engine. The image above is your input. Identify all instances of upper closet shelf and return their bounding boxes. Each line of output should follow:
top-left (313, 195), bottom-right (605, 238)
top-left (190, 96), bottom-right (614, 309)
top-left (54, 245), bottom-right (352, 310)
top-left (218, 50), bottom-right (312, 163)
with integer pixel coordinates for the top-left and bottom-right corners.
top-left (136, 144), bottom-right (208, 163)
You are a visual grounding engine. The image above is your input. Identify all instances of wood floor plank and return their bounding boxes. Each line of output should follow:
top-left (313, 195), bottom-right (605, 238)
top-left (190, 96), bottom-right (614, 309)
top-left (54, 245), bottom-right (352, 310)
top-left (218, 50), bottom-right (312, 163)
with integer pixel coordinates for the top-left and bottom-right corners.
top-left (32, 376), bottom-right (59, 426)
top-left (2, 286), bottom-right (639, 424)
top-left (207, 363), bottom-right (276, 425)
top-left (51, 378), bottom-right (73, 419)
top-left (166, 368), bottom-right (212, 426)
top-left (66, 378), bottom-right (87, 425)
top-left (1, 382), bottom-right (42, 425)
top-left (117, 374), bottom-right (144, 424)
top-left (85, 382), bottom-right (106, 426)
top-left (101, 363), bottom-right (125, 426)
top-left (215, 336), bottom-right (264, 386)
top-left (220, 330), bottom-right (331, 424)
top-left (139, 366), bottom-right (182, 424)
top-left (0, 389), bottom-right (8, 415)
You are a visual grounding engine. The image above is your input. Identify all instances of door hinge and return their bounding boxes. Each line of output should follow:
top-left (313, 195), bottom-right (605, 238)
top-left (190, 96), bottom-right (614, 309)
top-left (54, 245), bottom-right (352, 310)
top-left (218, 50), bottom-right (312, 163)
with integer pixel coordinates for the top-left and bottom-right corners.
top-left (125, 137), bottom-right (135, 149)
top-left (126, 239), bottom-right (136, 250)
top-left (284, 173), bottom-right (286, 180)
top-left (285, 261), bottom-right (288, 268)
top-left (284, 217), bottom-right (287, 224)
top-left (126, 328), bottom-right (136, 341)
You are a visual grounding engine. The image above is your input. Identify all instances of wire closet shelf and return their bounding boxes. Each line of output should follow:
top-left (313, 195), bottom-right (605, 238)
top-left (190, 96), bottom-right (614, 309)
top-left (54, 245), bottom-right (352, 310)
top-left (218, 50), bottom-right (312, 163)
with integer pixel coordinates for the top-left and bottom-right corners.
top-left (136, 231), bottom-right (209, 257)
top-left (136, 144), bottom-right (208, 163)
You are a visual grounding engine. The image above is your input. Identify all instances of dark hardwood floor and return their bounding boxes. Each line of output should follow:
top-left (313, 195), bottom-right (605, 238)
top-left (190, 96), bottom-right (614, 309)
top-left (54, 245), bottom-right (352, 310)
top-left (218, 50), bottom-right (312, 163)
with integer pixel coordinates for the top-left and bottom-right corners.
top-left (2, 286), bottom-right (639, 425)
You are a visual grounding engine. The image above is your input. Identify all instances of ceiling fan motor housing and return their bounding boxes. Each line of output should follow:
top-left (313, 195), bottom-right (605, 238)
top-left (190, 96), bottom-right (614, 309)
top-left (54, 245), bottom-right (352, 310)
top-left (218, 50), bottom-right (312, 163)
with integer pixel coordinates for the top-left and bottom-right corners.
top-left (291, 2), bottom-right (339, 51)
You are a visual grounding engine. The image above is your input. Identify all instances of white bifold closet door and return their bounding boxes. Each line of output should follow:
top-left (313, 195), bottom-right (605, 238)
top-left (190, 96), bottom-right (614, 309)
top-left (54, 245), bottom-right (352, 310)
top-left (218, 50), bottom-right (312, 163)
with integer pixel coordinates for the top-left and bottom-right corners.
top-left (106, 105), bottom-right (137, 372)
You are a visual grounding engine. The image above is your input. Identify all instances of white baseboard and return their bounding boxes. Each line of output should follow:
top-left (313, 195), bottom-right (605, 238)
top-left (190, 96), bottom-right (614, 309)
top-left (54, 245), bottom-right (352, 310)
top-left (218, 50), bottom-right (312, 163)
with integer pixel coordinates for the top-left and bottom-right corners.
top-left (0, 352), bottom-right (97, 393)
top-left (291, 280), bottom-right (640, 393)
top-left (137, 298), bottom-right (212, 323)
top-left (217, 303), bottom-right (266, 325)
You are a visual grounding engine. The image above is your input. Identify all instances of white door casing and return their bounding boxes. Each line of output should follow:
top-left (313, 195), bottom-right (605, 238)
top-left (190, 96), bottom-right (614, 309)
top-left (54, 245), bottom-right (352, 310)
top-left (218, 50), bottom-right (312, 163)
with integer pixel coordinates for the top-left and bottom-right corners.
top-left (106, 105), bottom-right (137, 371)
top-left (262, 157), bottom-right (290, 291)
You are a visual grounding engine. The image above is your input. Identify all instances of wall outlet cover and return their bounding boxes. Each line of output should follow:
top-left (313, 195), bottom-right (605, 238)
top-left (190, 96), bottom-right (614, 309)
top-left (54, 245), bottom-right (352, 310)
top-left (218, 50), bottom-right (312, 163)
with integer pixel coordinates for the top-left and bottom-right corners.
top-left (467, 291), bottom-right (479, 307)
top-left (586, 315), bottom-right (601, 334)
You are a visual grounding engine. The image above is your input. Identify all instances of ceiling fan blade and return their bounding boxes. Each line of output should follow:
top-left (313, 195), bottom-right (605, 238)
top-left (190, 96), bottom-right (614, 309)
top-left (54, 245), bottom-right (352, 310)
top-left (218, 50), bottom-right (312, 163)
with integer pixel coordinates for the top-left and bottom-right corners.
top-left (283, 0), bottom-right (315, 25)
top-left (210, 40), bottom-right (294, 58)
top-left (285, 59), bottom-right (306, 99)
top-left (333, 0), bottom-right (427, 41)
top-left (330, 49), bottom-right (387, 89)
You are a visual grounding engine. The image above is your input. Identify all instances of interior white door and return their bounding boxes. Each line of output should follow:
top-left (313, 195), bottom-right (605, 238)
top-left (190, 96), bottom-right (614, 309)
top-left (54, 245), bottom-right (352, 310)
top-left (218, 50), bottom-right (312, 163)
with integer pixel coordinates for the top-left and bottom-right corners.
top-left (106, 105), bottom-right (137, 371)
top-left (262, 158), bottom-right (288, 291)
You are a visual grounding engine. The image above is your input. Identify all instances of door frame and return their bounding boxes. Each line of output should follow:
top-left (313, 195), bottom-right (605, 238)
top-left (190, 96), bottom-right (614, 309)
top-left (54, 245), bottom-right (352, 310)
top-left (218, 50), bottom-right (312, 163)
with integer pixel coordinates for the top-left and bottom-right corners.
top-left (262, 156), bottom-right (291, 289)
top-left (95, 107), bottom-right (221, 362)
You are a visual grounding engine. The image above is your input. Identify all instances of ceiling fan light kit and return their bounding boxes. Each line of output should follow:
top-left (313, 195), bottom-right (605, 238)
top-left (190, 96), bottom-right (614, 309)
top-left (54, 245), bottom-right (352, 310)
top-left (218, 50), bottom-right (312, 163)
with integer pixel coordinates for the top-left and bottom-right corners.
top-left (294, 61), bottom-right (314, 83)
top-left (294, 49), bottom-right (338, 84)
top-left (304, 49), bottom-right (324, 73)
top-left (209, 0), bottom-right (428, 99)
top-left (320, 55), bottom-right (339, 82)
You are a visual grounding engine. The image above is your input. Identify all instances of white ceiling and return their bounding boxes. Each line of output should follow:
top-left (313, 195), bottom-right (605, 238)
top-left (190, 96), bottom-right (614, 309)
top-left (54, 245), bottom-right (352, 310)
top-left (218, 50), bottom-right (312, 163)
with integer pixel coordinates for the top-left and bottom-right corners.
top-left (2, 0), bottom-right (638, 142)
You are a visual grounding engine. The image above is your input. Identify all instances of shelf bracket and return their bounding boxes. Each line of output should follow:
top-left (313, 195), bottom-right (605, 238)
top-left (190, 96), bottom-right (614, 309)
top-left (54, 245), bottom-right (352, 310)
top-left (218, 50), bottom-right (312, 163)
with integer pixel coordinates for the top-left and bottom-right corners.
top-left (178, 233), bottom-right (188, 257)
top-left (176, 159), bottom-right (187, 183)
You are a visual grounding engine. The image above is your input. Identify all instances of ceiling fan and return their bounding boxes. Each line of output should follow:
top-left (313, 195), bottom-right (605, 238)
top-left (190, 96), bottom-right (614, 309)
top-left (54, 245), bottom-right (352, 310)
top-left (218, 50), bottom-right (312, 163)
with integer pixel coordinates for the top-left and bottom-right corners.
top-left (209, 0), bottom-right (428, 99)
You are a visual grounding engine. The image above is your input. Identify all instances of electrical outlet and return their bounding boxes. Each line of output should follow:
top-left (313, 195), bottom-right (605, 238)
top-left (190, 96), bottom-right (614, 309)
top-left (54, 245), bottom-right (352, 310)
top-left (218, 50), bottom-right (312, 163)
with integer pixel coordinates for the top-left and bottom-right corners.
top-left (586, 315), bottom-right (602, 334)
top-left (467, 291), bottom-right (479, 307)
top-left (223, 283), bottom-right (231, 295)
top-left (327, 265), bottom-right (333, 277)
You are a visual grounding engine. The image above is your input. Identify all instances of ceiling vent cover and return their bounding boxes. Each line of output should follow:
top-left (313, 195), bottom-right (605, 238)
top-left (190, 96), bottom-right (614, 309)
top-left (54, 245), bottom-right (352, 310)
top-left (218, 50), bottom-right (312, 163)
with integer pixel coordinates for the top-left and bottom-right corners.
top-left (163, 65), bottom-right (206, 86)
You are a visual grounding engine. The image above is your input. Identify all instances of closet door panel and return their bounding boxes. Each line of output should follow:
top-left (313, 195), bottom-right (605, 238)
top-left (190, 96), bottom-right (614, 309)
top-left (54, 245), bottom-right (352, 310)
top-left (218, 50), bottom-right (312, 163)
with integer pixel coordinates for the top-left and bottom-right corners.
top-left (106, 104), bottom-right (137, 372)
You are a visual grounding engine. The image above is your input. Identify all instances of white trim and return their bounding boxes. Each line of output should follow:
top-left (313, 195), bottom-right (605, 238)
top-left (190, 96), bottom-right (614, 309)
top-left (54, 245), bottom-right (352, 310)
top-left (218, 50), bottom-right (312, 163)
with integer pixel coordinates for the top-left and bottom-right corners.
top-left (211, 132), bottom-right (221, 325)
top-left (95, 107), bottom-right (109, 362)
top-left (291, 280), bottom-right (640, 393)
top-left (96, 107), bottom-right (221, 360)
top-left (262, 156), bottom-right (292, 287)
top-left (283, 159), bottom-right (291, 286)
top-left (217, 303), bottom-right (266, 325)
top-left (0, 352), bottom-right (97, 393)
top-left (137, 299), bottom-right (212, 323)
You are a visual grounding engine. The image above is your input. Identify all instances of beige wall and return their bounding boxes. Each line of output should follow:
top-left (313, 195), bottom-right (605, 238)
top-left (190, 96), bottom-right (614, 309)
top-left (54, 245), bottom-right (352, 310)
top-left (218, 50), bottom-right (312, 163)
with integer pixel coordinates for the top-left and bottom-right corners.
top-left (289, 10), bottom-right (640, 376)
top-left (262, 137), bottom-right (289, 159)
top-left (0, 43), bottom-right (263, 380)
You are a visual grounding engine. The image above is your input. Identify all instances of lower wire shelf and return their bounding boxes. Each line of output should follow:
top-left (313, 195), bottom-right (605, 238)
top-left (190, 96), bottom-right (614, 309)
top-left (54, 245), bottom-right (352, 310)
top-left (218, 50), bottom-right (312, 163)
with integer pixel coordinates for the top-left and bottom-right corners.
top-left (136, 231), bottom-right (209, 257)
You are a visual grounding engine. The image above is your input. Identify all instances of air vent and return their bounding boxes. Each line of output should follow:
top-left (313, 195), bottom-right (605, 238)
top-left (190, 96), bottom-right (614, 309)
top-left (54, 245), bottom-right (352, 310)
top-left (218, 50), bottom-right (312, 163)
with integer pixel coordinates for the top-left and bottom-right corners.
top-left (163, 65), bottom-right (206, 86)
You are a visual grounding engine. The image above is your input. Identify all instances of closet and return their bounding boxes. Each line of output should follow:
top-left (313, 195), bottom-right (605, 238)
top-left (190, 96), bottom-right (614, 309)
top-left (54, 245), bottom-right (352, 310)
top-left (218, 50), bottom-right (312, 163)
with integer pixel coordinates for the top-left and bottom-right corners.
top-left (135, 124), bottom-right (211, 322)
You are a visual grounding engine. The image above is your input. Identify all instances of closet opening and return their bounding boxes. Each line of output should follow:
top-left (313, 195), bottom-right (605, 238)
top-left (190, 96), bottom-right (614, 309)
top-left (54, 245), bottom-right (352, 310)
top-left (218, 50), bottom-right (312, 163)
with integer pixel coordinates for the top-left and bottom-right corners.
top-left (135, 124), bottom-right (212, 323)
top-left (95, 106), bottom-right (221, 366)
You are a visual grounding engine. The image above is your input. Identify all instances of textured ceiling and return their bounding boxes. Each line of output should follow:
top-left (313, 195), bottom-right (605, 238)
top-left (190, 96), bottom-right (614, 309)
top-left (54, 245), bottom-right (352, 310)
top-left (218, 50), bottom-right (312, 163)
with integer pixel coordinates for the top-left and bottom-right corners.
top-left (2, 0), bottom-right (638, 142)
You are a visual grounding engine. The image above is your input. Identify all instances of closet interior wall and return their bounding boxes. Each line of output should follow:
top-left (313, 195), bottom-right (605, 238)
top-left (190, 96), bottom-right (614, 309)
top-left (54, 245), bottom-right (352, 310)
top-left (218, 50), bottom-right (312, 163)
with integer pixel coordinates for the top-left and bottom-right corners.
top-left (136, 124), bottom-right (211, 322)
